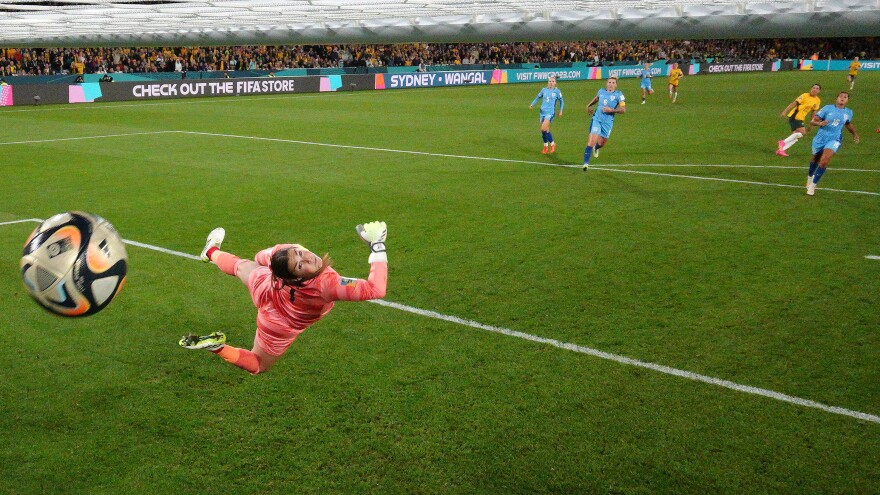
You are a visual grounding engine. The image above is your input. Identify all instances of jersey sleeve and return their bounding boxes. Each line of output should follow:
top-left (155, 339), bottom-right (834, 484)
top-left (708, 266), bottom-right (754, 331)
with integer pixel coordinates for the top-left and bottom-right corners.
top-left (557, 91), bottom-right (564, 112)
top-left (816, 106), bottom-right (828, 120)
top-left (320, 262), bottom-right (388, 302)
top-left (531, 89), bottom-right (544, 106)
top-left (254, 243), bottom-right (297, 266)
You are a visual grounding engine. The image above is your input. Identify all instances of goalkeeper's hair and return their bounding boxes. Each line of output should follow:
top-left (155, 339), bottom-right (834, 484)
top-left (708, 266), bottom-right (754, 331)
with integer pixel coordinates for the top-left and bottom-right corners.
top-left (270, 249), bottom-right (332, 287)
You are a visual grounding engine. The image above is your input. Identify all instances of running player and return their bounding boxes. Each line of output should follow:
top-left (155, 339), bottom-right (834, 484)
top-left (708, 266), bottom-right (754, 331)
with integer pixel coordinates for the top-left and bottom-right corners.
top-left (806, 92), bottom-right (860, 196)
top-left (777, 84), bottom-right (821, 157)
top-left (640, 62), bottom-right (654, 104)
top-left (668, 63), bottom-right (683, 103)
top-left (179, 221), bottom-right (389, 374)
top-left (583, 76), bottom-right (626, 170)
top-left (847, 57), bottom-right (861, 90)
top-left (529, 75), bottom-right (564, 154)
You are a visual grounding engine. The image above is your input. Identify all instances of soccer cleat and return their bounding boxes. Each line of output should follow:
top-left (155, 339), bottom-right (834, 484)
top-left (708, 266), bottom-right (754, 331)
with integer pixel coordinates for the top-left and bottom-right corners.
top-left (807, 183), bottom-right (816, 196)
top-left (777, 140), bottom-right (785, 151)
top-left (541, 146), bottom-right (548, 155)
top-left (807, 176), bottom-right (813, 188)
top-left (200, 227), bottom-right (225, 262)
top-left (549, 143), bottom-right (556, 154)
top-left (593, 147), bottom-right (599, 158)
top-left (582, 164), bottom-right (589, 171)
top-left (776, 149), bottom-right (788, 157)
top-left (179, 331), bottom-right (227, 351)
top-left (641, 100), bottom-right (646, 105)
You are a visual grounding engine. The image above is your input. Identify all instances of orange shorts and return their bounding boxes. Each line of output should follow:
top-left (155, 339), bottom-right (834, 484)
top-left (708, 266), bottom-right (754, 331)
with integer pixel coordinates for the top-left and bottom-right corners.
top-left (247, 266), bottom-right (304, 356)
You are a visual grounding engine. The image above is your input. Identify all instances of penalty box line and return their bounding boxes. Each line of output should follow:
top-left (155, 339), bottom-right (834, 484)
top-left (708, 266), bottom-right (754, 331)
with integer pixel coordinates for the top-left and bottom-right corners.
top-left (2, 218), bottom-right (878, 425)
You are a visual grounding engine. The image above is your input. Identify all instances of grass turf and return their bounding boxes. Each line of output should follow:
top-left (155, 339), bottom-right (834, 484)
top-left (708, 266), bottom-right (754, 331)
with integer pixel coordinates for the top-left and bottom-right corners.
top-left (0, 70), bottom-right (878, 494)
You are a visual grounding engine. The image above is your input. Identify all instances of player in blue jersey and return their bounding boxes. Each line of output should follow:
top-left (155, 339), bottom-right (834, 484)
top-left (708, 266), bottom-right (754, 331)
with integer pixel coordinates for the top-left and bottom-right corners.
top-left (583, 77), bottom-right (626, 170)
top-left (640, 62), bottom-right (654, 104)
top-left (529, 75), bottom-right (564, 154)
top-left (806, 91), bottom-right (860, 196)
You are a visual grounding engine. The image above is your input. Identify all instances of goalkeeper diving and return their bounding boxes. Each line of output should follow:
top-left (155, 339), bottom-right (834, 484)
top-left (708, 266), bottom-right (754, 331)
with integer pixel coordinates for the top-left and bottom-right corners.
top-left (180, 221), bottom-right (389, 374)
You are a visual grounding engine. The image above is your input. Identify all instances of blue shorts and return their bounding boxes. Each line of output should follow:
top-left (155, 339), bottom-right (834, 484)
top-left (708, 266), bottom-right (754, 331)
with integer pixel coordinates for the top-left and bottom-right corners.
top-left (811, 135), bottom-right (841, 155)
top-left (590, 118), bottom-right (613, 139)
top-left (540, 113), bottom-right (555, 124)
top-left (640, 79), bottom-right (653, 90)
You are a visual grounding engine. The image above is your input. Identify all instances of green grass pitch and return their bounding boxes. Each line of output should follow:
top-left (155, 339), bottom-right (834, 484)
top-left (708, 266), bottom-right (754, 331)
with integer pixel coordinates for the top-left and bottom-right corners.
top-left (0, 70), bottom-right (878, 494)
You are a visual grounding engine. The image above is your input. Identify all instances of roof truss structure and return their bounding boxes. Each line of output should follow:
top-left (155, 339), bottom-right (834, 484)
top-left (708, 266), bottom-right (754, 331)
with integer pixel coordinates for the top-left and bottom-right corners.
top-left (1, 0), bottom-right (878, 47)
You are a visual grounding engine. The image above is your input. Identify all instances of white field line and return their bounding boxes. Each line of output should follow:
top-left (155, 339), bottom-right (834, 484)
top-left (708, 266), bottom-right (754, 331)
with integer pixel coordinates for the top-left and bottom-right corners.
top-left (176, 130), bottom-right (579, 169)
top-left (590, 166), bottom-right (880, 197)
top-left (0, 218), bottom-right (42, 226)
top-left (121, 239), bottom-right (202, 261)
top-left (0, 92), bottom-right (351, 114)
top-left (374, 299), bottom-right (880, 425)
top-left (0, 131), bottom-right (176, 146)
top-left (600, 163), bottom-right (880, 173)
top-left (2, 218), bottom-right (878, 425)
top-left (175, 131), bottom-right (880, 196)
top-left (866, 255), bottom-right (880, 260)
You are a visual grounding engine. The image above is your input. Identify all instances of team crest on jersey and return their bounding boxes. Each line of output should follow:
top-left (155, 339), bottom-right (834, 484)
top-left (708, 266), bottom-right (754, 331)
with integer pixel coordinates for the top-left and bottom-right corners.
top-left (611, 96), bottom-right (617, 100)
top-left (340, 277), bottom-right (358, 286)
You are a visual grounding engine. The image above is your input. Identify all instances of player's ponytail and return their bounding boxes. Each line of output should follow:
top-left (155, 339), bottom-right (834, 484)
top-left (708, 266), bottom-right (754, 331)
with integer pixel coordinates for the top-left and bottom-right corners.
top-left (270, 250), bottom-right (295, 289)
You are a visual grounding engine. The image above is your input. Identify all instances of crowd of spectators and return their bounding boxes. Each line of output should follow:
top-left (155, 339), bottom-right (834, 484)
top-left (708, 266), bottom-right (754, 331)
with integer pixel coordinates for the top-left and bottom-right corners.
top-left (0, 38), bottom-right (875, 77)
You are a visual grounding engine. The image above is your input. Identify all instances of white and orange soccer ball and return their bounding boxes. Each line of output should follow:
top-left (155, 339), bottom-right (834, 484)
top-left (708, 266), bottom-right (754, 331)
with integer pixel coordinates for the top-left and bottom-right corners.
top-left (20, 212), bottom-right (128, 317)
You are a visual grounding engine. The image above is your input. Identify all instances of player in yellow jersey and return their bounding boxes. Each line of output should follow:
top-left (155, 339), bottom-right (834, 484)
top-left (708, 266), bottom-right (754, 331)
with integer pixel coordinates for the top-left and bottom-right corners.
top-left (668, 63), bottom-right (683, 103)
top-left (776, 84), bottom-right (821, 157)
top-left (847, 57), bottom-right (861, 90)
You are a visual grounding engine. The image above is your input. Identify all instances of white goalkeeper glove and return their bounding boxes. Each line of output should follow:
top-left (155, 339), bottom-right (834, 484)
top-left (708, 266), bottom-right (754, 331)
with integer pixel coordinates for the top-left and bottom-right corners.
top-left (356, 221), bottom-right (387, 263)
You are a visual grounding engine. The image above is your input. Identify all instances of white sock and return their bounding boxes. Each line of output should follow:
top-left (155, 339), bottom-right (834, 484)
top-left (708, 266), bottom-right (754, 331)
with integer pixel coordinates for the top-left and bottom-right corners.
top-left (782, 132), bottom-right (803, 150)
top-left (550, 141), bottom-right (555, 145)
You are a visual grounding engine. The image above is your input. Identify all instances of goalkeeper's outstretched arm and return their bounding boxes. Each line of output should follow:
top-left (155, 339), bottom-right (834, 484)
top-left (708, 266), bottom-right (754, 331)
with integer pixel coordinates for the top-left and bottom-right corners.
top-left (321, 221), bottom-right (388, 302)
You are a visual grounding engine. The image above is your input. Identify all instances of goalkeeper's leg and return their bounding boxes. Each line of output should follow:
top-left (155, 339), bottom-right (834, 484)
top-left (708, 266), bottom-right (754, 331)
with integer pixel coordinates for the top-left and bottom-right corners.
top-left (213, 344), bottom-right (279, 374)
top-left (180, 332), bottom-right (280, 374)
top-left (205, 247), bottom-right (260, 285)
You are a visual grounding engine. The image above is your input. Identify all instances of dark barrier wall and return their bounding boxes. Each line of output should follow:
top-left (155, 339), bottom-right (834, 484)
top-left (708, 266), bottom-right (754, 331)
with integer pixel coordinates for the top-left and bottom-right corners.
top-left (3, 75), bottom-right (378, 106)
top-left (7, 84), bottom-right (72, 106)
top-left (342, 74), bottom-right (377, 92)
top-left (4, 76), bottom-right (319, 106)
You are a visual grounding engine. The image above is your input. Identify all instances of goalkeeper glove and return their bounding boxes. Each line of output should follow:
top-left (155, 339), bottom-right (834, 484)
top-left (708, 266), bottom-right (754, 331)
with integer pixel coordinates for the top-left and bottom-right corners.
top-left (356, 221), bottom-right (387, 263)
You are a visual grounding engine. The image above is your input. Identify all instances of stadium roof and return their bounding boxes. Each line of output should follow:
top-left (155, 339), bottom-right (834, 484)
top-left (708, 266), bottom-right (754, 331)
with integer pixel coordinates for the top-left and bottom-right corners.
top-left (1, 0), bottom-right (878, 47)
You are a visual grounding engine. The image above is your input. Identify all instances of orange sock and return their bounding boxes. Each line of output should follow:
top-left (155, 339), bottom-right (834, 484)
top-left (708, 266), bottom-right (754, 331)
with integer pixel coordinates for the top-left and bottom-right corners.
top-left (209, 249), bottom-right (241, 276)
top-left (213, 345), bottom-right (261, 374)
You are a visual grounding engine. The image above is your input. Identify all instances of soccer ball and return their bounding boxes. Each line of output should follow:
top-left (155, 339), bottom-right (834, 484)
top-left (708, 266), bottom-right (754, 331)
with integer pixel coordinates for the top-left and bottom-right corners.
top-left (20, 212), bottom-right (128, 317)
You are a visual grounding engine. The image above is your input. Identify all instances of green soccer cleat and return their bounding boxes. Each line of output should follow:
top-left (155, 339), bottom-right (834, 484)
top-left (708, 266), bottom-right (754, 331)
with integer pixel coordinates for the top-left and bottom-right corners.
top-left (200, 227), bottom-right (225, 262)
top-left (179, 331), bottom-right (227, 351)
